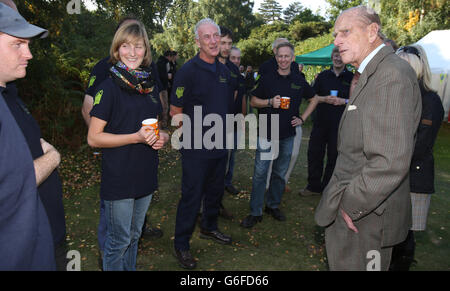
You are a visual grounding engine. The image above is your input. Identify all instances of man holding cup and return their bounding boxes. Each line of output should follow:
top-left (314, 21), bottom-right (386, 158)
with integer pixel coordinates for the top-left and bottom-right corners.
top-left (299, 46), bottom-right (354, 197)
top-left (240, 42), bottom-right (319, 228)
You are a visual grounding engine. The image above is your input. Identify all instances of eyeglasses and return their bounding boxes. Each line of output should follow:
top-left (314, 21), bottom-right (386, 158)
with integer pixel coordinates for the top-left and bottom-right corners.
top-left (397, 46), bottom-right (421, 58)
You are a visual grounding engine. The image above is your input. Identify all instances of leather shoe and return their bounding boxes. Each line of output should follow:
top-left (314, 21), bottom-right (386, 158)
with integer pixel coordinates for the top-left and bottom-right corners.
top-left (298, 188), bottom-right (321, 197)
top-left (141, 227), bottom-right (163, 240)
top-left (240, 215), bottom-right (262, 228)
top-left (199, 229), bottom-right (232, 245)
top-left (264, 207), bottom-right (286, 221)
top-left (225, 185), bottom-right (240, 195)
top-left (174, 248), bottom-right (196, 269)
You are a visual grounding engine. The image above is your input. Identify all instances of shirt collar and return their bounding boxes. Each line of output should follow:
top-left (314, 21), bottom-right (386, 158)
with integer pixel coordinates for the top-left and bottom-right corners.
top-left (357, 43), bottom-right (385, 74)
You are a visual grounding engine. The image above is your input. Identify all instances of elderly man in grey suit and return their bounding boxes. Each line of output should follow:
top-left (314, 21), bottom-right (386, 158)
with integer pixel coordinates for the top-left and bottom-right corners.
top-left (314, 6), bottom-right (422, 271)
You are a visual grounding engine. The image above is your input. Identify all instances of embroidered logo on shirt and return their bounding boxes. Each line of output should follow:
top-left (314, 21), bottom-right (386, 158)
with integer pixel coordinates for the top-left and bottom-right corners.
top-left (219, 76), bottom-right (228, 83)
top-left (291, 83), bottom-right (301, 90)
top-left (88, 76), bottom-right (96, 88)
top-left (94, 90), bottom-right (103, 105)
top-left (176, 87), bottom-right (184, 99)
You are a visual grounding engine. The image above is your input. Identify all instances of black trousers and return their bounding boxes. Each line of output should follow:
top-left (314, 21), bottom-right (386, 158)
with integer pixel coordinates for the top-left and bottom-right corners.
top-left (306, 123), bottom-right (338, 193)
top-left (174, 155), bottom-right (227, 251)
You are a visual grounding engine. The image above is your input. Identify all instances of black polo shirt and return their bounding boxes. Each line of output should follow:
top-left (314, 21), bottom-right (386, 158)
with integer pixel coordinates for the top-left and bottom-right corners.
top-left (170, 54), bottom-right (234, 159)
top-left (85, 56), bottom-right (163, 98)
top-left (313, 67), bottom-right (354, 126)
top-left (3, 83), bottom-right (66, 246)
top-left (252, 70), bottom-right (315, 140)
top-left (225, 59), bottom-right (244, 114)
top-left (90, 78), bottom-right (162, 201)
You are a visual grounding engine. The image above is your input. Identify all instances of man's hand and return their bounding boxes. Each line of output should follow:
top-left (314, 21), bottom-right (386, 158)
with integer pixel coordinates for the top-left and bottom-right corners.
top-left (291, 116), bottom-right (303, 127)
top-left (272, 95), bottom-right (281, 108)
top-left (341, 209), bottom-right (359, 233)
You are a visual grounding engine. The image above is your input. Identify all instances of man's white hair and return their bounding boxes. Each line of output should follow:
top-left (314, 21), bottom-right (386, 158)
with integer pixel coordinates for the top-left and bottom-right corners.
top-left (195, 18), bottom-right (221, 39)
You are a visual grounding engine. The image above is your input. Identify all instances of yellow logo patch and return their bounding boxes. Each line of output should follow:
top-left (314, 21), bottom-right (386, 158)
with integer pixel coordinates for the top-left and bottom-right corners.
top-left (94, 90), bottom-right (103, 105)
top-left (176, 87), bottom-right (184, 99)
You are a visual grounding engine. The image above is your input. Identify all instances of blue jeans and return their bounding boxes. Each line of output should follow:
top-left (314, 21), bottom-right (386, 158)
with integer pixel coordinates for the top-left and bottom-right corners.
top-left (103, 194), bottom-right (152, 271)
top-left (250, 135), bottom-right (294, 216)
top-left (98, 199), bottom-right (106, 252)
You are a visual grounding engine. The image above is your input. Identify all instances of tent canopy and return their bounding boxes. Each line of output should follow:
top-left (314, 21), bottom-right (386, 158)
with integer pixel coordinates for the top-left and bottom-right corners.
top-left (295, 44), bottom-right (334, 66)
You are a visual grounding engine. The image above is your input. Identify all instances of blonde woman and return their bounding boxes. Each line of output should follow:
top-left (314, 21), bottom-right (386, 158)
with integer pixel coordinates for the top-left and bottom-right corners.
top-left (88, 21), bottom-right (169, 271)
top-left (390, 44), bottom-right (445, 270)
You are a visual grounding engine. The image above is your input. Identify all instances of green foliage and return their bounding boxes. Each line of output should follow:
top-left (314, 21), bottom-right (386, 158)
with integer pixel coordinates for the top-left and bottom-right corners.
top-left (151, 0), bottom-right (259, 60)
top-left (283, 2), bottom-right (325, 24)
top-left (379, 0), bottom-right (450, 46)
top-left (258, 0), bottom-right (283, 22)
top-left (290, 21), bottom-right (332, 42)
top-left (325, 0), bottom-right (364, 21)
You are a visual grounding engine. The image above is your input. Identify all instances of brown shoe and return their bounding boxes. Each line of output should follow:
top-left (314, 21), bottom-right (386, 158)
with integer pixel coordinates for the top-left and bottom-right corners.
top-left (299, 188), bottom-right (321, 197)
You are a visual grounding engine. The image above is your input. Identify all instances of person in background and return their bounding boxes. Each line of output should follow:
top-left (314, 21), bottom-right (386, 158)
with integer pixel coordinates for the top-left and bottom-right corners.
top-left (384, 38), bottom-right (399, 51)
top-left (0, 1), bottom-right (55, 271)
top-left (315, 6), bottom-right (421, 271)
top-left (217, 27), bottom-right (241, 199)
top-left (244, 65), bottom-right (255, 114)
top-left (156, 50), bottom-right (172, 129)
top-left (241, 42), bottom-right (319, 228)
top-left (389, 44), bottom-right (444, 271)
top-left (298, 63), bottom-right (306, 79)
top-left (81, 17), bottom-right (164, 268)
top-left (300, 47), bottom-right (353, 197)
top-left (87, 20), bottom-right (169, 271)
top-left (170, 18), bottom-right (233, 270)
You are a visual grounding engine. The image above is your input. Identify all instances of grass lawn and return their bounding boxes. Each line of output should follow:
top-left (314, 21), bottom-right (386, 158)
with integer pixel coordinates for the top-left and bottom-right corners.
top-left (60, 122), bottom-right (450, 271)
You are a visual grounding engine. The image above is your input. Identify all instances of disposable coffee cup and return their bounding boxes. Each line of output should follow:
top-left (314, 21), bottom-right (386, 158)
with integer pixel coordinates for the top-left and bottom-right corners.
top-left (330, 90), bottom-right (338, 96)
top-left (142, 118), bottom-right (159, 137)
top-left (280, 97), bottom-right (291, 110)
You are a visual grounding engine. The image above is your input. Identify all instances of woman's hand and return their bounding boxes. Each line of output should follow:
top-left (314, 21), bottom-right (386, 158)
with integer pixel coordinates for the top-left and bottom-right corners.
top-left (152, 131), bottom-right (169, 150)
top-left (137, 126), bottom-right (158, 146)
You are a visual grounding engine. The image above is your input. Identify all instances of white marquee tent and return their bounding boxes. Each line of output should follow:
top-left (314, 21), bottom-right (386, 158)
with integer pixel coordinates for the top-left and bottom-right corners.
top-left (415, 30), bottom-right (450, 121)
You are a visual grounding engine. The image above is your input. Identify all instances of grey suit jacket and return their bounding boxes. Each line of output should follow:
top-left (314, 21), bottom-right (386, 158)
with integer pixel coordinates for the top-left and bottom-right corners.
top-left (314, 46), bottom-right (422, 247)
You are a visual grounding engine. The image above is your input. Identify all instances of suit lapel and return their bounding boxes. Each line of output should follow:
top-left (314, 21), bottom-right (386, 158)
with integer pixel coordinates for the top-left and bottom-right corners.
top-left (337, 46), bottom-right (395, 145)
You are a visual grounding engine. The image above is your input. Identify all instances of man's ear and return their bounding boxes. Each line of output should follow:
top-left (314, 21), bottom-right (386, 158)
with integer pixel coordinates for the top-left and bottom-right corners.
top-left (367, 23), bottom-right (380, 43)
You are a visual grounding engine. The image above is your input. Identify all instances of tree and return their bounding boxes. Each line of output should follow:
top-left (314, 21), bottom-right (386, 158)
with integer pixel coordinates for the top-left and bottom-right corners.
top-left (378, 0), bottom-right (449, 46)
top-left (195, 0), bottom-right (258, 41)
top-left (259, 0), bottom-right (283, 23)
top-left (325, 0), bottom-right (364, 21)
top-left (283, 1), bottom-right (304, 23)
top-left (92, 0), bottom-right (174, 33)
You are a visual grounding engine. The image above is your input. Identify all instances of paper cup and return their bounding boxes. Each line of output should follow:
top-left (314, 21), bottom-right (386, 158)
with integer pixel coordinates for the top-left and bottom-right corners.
top-left (330, 90), bottom-right (338, 96)
top-left (142, 118), bottom-right (159, 137)
top-left (280, 97), bottom-right (291, 110)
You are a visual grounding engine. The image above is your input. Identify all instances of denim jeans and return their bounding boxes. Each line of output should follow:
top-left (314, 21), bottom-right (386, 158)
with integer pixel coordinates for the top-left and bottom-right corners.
top-left (98, 199), bottom-right (106, 252)
top-left (265, 126), bottom-right (302, 189)
top-left (103, 194), bottom-right (152, 271)
top-left (250, 135), bottom-right (294, 216)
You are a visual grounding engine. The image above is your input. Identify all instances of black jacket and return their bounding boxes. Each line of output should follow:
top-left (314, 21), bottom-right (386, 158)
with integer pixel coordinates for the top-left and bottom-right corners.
top-left (409, 86), bottom-right (444, 194)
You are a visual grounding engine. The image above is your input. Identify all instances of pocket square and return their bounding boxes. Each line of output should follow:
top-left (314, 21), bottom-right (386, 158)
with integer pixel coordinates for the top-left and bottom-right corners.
top-left (348, 105), bottom-right (357, 111)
